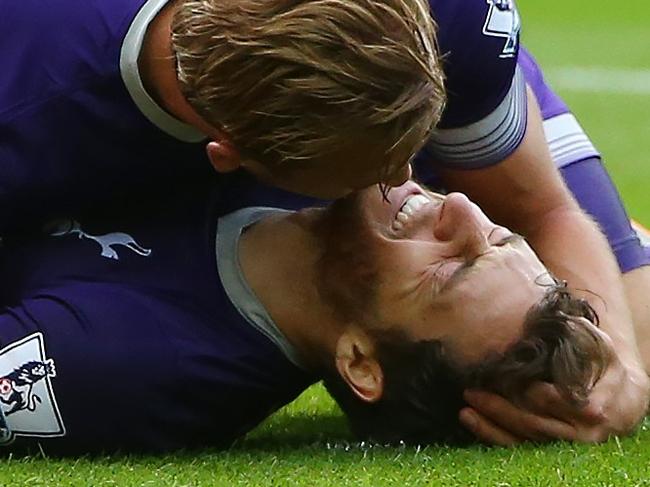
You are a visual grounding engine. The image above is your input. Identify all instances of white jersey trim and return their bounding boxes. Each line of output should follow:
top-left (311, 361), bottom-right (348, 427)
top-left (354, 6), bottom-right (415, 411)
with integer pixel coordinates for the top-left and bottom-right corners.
top-left (426, 64), bottom-right (528, 168)
top-left (543, 113), bottom-right (600, 168)
top-left (216, 207), bottom-right (309, 371)
top-left (120, 0), bottom-right (205, 143)
top-left (632, 221), bottom-right (650, 247)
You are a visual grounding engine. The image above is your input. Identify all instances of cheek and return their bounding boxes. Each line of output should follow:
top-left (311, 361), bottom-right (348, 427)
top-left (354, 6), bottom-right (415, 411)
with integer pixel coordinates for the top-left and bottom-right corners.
top-left (430, 261), bottom-right (464, 291)
top-left (436, 289), bottom-right (523, 362)
top-left (372, 240), bottom-right (459, 302)
top-left (450, 317), bottom-right (517, 364)
top-left (374, 248), bottom-right (428, 287)
top-left (464, 294), bottom-right (540, 361)
top-left (317, 208), bottom-right (383, 320)
top-left (399, 244), bottom-right (454, 285)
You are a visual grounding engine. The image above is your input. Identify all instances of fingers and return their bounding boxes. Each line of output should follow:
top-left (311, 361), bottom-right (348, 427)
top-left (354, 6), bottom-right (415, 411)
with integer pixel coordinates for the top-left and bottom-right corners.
top-left (463, 390), bottom-right (578, 443)
top-left (459, 407), bottom-right (521, 447)
top-left (461, 351), bottom-right (646, 445)
top-left (522, 382), bottom-right (604, 426)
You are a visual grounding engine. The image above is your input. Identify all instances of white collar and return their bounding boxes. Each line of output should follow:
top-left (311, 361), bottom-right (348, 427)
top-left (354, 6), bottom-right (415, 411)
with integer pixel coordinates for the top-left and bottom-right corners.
top-left (119, 0), bottom-right (205, 142)
top-left (216, 207), bottom-right (309, 370)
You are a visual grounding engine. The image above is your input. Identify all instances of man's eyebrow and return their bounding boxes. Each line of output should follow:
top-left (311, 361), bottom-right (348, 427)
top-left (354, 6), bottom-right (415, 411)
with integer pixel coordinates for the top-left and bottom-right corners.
top-left (438, 259), bottom-right (477, 295)
top-left (438, 233), bottom-right (525, 294)
top-left (496, 233), bottom-right (525, 246)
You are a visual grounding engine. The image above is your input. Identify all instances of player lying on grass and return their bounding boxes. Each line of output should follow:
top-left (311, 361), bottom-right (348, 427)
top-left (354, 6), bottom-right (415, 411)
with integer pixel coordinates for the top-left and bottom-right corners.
top-left (0, 179), bottom-right (614, 454)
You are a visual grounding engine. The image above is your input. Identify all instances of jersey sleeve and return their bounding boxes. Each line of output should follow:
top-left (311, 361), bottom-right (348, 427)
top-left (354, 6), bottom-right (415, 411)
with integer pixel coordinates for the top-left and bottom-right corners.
top-left (424, 0), bottom-right (527, 168)
top-left (559, 157), bottom-right (650, 274)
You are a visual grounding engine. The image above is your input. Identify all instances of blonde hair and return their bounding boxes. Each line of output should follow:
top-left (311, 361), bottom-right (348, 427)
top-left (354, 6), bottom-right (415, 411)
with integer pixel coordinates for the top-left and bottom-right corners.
top-left (171, 0), bottom-right (445, 168)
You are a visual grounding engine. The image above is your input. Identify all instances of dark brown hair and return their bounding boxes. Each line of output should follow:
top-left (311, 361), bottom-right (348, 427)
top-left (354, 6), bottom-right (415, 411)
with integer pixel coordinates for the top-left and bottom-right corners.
top-left (323, 283), bottom-right (611, 445)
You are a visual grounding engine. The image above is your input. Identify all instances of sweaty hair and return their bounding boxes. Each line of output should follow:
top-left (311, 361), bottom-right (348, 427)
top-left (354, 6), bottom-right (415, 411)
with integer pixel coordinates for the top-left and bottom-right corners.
top-left (322, 283), bottom-right (611, 445)
top-left (171, 0), bottom-right (444, 168)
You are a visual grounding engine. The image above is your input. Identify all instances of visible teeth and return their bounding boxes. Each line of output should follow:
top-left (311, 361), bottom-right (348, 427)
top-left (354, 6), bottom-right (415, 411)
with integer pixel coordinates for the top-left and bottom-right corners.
top-left (400, 194), bottom-right (430, 215)
top-left (402, 205), bottom-right (415, 216)
top-left (392, 194), bottom-right (431, 231)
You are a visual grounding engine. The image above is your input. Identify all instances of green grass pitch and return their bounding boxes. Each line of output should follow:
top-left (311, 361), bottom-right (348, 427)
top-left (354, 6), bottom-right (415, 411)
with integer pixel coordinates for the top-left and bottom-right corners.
top-left (2, 0), bottom-right (649, 485)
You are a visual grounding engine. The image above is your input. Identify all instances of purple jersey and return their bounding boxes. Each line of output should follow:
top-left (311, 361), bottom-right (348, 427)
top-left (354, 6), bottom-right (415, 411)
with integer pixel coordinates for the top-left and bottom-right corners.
top-left (0, 0), bottom-right (211, 233)
top-left (424, 0), bottom-right (526, 168)
top-left (1, 0), bottom-right (526, 230)
top-left (0, 184), bottom-right (314, 454)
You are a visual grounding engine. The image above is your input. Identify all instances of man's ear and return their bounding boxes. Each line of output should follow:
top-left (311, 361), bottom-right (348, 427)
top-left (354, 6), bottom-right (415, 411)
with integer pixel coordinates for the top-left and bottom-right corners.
top-left (206, 137), bottom-right (241, 173)
top-left (335, 330), bottom-right (384, 403)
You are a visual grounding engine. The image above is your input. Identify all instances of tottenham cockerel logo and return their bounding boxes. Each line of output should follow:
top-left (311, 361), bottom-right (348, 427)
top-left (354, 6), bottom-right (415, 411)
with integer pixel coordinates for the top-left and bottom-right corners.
top-left (483, 0), bottom-right (521, 58)
top-left (47, 219), bottom-right (152, 260)
top-left (0, 334), bottom-right (65, 443)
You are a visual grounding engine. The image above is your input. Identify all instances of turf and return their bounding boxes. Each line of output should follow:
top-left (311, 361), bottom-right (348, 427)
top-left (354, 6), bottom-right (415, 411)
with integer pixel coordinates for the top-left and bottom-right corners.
top-left (2, 0), bottom-right (650, 485)
top-left (3, 389), bottom-right (650, 486)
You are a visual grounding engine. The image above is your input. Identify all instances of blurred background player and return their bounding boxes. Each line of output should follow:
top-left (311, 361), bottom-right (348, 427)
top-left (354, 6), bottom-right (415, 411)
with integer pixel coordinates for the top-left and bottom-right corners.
top-left (0, 180), bottom-right (613, 453)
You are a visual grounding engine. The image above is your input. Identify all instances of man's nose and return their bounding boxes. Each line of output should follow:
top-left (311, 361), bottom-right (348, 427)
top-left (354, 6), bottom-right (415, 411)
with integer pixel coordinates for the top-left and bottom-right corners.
top-left (435, 193), bottom-right (490, 258)
top-left (460, 223), bottom-right (490, 260)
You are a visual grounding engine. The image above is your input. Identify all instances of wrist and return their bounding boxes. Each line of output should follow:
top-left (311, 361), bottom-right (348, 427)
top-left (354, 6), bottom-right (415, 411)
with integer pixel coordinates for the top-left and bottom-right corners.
top-left (622, 363), bottom-right (650, 416)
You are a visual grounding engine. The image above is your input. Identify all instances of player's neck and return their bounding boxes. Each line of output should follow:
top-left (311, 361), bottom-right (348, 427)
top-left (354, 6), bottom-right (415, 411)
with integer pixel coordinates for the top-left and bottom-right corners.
top-left (239, 210), bottom-right (344, 370)
top-left (139, 0), bottom-right (216, 137)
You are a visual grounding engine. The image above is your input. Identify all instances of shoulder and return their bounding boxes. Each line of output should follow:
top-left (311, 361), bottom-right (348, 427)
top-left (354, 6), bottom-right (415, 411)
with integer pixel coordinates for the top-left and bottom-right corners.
top-left (0, 0), bottom-right (151, 113)
top-left (430, 0), bottom-right (522, 125)
top-left (417, 0), bottom-right (526, 169)
top-left (0, 0), bottom-right (154, 83)
top-left (430, 0), bottom-right (521, 57)
top-left (2, 0), bottom-right (149, 50)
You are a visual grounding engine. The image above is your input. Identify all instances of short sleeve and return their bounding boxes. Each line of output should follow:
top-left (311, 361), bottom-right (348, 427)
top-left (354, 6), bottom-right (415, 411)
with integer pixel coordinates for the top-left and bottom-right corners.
top-left (425, 0), bottom-right (527, 168)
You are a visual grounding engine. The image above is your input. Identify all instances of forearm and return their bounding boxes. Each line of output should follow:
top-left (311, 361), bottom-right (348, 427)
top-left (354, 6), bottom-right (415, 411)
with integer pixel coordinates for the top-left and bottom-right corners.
top-left (622, 265), bottom-right (650, 376)
top-left (522, 204), bottom-right (644, 370)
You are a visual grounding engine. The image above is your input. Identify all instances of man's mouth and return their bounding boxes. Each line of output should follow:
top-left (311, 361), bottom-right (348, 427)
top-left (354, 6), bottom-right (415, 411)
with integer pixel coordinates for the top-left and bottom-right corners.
top-left (392, 193), bottom-right (432, 232)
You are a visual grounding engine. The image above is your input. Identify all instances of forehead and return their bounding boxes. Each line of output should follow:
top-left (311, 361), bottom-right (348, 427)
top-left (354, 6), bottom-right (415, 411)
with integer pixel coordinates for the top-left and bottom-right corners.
top-left (425, 244), bottom-right (551, 363)
top-left (368, 238), bottom-right (550, 364)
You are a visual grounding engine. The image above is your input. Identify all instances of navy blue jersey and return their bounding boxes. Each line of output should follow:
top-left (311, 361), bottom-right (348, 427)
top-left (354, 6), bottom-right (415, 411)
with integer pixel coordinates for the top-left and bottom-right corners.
top-left (1, 0), bottom-right (526, 230)
top-left (424, 0), bottom-right (526, 168)
top-left (0, 0), bottom-right (211, 233)
top-left (0, 184), bottom-right (314, 454)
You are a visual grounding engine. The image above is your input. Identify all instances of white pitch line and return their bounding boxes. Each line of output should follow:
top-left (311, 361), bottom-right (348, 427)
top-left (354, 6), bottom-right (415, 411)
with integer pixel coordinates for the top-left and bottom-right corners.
top-left (545, 66), bottom-right (650, 95)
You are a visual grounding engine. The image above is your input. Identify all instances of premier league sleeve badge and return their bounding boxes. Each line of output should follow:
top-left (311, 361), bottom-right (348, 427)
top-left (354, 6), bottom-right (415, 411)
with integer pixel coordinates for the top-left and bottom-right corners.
top-left (0, 333), bottom-right (65, 443)
top-left (482, 0), bottom-right (521, 58)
